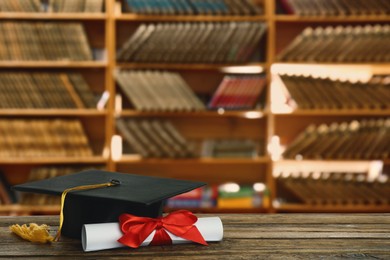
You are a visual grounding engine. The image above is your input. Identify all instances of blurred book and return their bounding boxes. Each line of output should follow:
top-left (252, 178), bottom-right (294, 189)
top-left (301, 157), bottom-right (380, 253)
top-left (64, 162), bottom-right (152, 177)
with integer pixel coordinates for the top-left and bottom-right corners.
top-left (217, 183), bottom-right (267, 209)
top-left (167, 182), bottom-right (268, 209)
top-left (115, 70), bottom-right (205, 112)
top-left (0, 22), bottom-right (92, 61)
top-left (283, 118), bottom-right (390, 160)
top-left (116, 118), bottom-right (197, 158)
top-left (0, 72), bottom-right (97, 109)
top-left (208, 75), bottom-right (267, 110)
top-left (117, 22), bottom-right (267, 64)
top-left (276, 170), bottom-right (390, 206)
top-left (0, 119), bottom-right (93, 158)
top-left (279, 74), bottom-right (390, 110)
top-left (201, 138), bottom-right (262, 158)
top-left (167, 185), bottom-right (218, 208)
top-left (277, 24), bottom-right (390, 63)
top-left (122, 0), bottom-right (263, 16)
top-left (277, 0), bottom-right (390, 16)
top-left (0, 0), bottom-right (104, 13)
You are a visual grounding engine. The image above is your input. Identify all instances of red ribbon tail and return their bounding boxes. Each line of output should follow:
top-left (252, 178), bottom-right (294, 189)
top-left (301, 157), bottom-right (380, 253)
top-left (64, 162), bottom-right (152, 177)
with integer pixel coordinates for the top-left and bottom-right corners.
top-left (179, 226), bottom-right (208, 246)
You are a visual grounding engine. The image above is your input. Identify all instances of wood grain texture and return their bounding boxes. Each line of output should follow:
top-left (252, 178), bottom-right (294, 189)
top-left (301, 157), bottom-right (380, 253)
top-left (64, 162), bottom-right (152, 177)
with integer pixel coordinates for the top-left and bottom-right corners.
top-left (1, 214), bottom-right (389, 259)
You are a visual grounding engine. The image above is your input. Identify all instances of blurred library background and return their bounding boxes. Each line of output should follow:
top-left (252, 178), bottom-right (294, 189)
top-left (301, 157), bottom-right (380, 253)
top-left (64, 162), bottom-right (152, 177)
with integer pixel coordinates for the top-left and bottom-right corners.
top-left (0, 0), bottom-right (389, 216)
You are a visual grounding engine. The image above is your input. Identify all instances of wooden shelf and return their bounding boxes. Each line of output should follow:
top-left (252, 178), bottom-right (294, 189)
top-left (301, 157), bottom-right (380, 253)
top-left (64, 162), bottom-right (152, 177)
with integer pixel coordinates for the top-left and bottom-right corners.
top-left (272, 62), bottom-right (390, 67)
top-left (0, 13), bottom-right (107, 20)
top-left (0, 109), bottom-right (107, 117)
top-left (115, 157), bottom-right (269, 184)
top-left (271, 63), bottom-right (390, 75)
top-left (274, 15), bottom-right (390, 22)
top-left (273, 109), bottom-right (390, 116)
top-left (276, 203), bottom-right (390, 213)
top-left (0, 157), bottom-right (107, 165)
top-left (116, 62), bottom-right (267, 71)
top-left (117, 156), bottom-right (270, 165)
top-left (118, 110), bottom-right (267, 119)
top-left (116, 14), bottom-right (267, 22)
top-left (0, 61), bottom-right (107, 68)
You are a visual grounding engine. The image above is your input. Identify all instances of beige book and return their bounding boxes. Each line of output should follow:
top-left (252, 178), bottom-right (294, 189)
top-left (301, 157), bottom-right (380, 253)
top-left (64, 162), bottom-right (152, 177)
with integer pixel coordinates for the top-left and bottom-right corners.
top-left (84, 0), bottom-right (103, 12)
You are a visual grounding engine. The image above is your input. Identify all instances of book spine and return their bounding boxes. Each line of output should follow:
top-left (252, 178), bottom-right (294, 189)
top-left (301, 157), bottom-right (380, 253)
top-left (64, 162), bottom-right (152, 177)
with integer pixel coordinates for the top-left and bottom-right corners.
top-left (125, 119), bottom-right (163, 157)
top-left (20, 72), bottom-right (44, 108)
top-left (117, 24), bottom-right (155, 61)
top-left (61, 0), bottom-right (85, 12)
top-left (84, 0), bottom-right (103, 12)
top-left (168, 71), bottom-right (205, 111)
top-left (139, 120), bottom-right (177, 158)
top-left (119, 21), bottom-right (267, 64)
top-left (208, 76), bottom-right (231, 109)
top-left (116, 119), bottom-right (149, 157)
top-left (68, 73), bottom-right (97, 108)
top-left (162, 120), bottom-right (197, 157)
top-left (0, 119), bottom-right (93, 158)
top-left (0, 23), bottom-right (10, 60)
top-left (150, 120), bottom-right (187, 158)
top-left (57, 73), bottom-right (84, 108)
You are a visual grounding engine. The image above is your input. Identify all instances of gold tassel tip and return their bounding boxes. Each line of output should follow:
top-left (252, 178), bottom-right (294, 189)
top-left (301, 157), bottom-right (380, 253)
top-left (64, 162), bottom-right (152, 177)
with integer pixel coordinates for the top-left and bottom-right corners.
top-left (10, 223), bottom-right (54, 243)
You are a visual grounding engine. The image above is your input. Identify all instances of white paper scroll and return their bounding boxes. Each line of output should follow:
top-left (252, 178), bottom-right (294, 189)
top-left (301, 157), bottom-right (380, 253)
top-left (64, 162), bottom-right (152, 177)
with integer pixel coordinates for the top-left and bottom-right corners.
top-left (82, 217), bottom-right (223, 252)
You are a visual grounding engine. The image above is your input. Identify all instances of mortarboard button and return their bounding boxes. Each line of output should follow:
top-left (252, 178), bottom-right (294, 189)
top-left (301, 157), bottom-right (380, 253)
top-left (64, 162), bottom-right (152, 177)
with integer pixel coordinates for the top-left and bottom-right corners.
top-left (13, 169), bottom-right (205, 239)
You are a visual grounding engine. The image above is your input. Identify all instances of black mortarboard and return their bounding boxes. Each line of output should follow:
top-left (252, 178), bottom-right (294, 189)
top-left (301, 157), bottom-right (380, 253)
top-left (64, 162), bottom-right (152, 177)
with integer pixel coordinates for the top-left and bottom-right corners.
top-left (13, 170), bottom-right (205, 239)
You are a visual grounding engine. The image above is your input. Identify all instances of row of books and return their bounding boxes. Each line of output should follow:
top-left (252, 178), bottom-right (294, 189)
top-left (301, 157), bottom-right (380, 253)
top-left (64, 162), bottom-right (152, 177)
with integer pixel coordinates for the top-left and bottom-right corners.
top-left (0, 166), bottom-right (103, 205)
top-left (167, 182), bottom-right (268, 209)
top-left (5, 70), bottom-right (390, 112)
top-left (116, 70), bottom-right (267, 112)
top-left (208, 75), bottom-right (266, 110)
top-left (115, 70), bottom-right (205, 112)
top-left (0, 22), bottom-right (92, 61)
top-left (0, 0), bottom-right (103, 13)
top-left (1, 169), bottom-right (268, 210)
top-left (117, 22), bottom-right (267, 63)
top-left (123, 0), bottom-right (262, 15)
top-left (201, 139), bottom-right (262, 158)
top-left (277, 171), bottom-right (390, 205)
top-left (117, 118), bottom-right (197, 158)
top-left (0, 72), bottom-right (96, 109)
top-left (283, 118), bottom-right (390, 160)
top-left (117, 118), bottom-right (267, 159)
top-left (0, 119), bottom-right (93, 158)
top-left (277, 0), bottom-right (390, 16)
top-left (277, 24), bottom-right (390, 62)
top-left (217, 183), bottom-right (267, 209)
top-left (167, 185), bottom-right (218, 208)
top-left (280, 75), bottom-right (390, 110)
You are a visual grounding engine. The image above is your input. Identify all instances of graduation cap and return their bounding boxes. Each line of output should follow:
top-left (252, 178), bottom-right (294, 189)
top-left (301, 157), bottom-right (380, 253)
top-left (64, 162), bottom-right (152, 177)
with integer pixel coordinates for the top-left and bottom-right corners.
top-left (13, 169), bottom-right (205, 239)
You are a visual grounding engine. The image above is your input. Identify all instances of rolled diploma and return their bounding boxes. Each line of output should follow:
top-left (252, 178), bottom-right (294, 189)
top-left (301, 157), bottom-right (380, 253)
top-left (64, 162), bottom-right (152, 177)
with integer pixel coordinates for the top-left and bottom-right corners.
top-left (82, 217), bottom-right (223, 252)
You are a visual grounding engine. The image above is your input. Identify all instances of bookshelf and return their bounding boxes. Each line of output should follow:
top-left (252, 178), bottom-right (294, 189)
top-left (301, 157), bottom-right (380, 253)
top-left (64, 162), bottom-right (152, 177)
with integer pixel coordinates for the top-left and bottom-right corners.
top-left (0, 0), bottom-right (389, 215)
top-left (0, 0), bottom-right (110, 215)
top-left (111, 0), bottom-right (271, 214)
top-left (271, 0), bottom-right (390, 212)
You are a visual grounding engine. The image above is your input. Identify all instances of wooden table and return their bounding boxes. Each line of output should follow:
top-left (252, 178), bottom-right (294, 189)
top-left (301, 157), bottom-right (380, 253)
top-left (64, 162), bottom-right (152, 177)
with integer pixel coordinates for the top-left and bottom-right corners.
top-left (1, 214), bottom-right (389, 259)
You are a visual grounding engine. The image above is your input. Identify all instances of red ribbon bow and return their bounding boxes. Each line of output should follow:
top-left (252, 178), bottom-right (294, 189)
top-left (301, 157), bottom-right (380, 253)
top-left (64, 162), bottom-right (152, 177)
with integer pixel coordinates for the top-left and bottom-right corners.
top-left (118, 210), bottom-right (208, 248)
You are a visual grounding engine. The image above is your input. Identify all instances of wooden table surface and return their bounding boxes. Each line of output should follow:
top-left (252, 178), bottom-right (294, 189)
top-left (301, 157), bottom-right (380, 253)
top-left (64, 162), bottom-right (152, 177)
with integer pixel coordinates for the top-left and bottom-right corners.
top-left (1, 214), bottom-right (389, 259)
